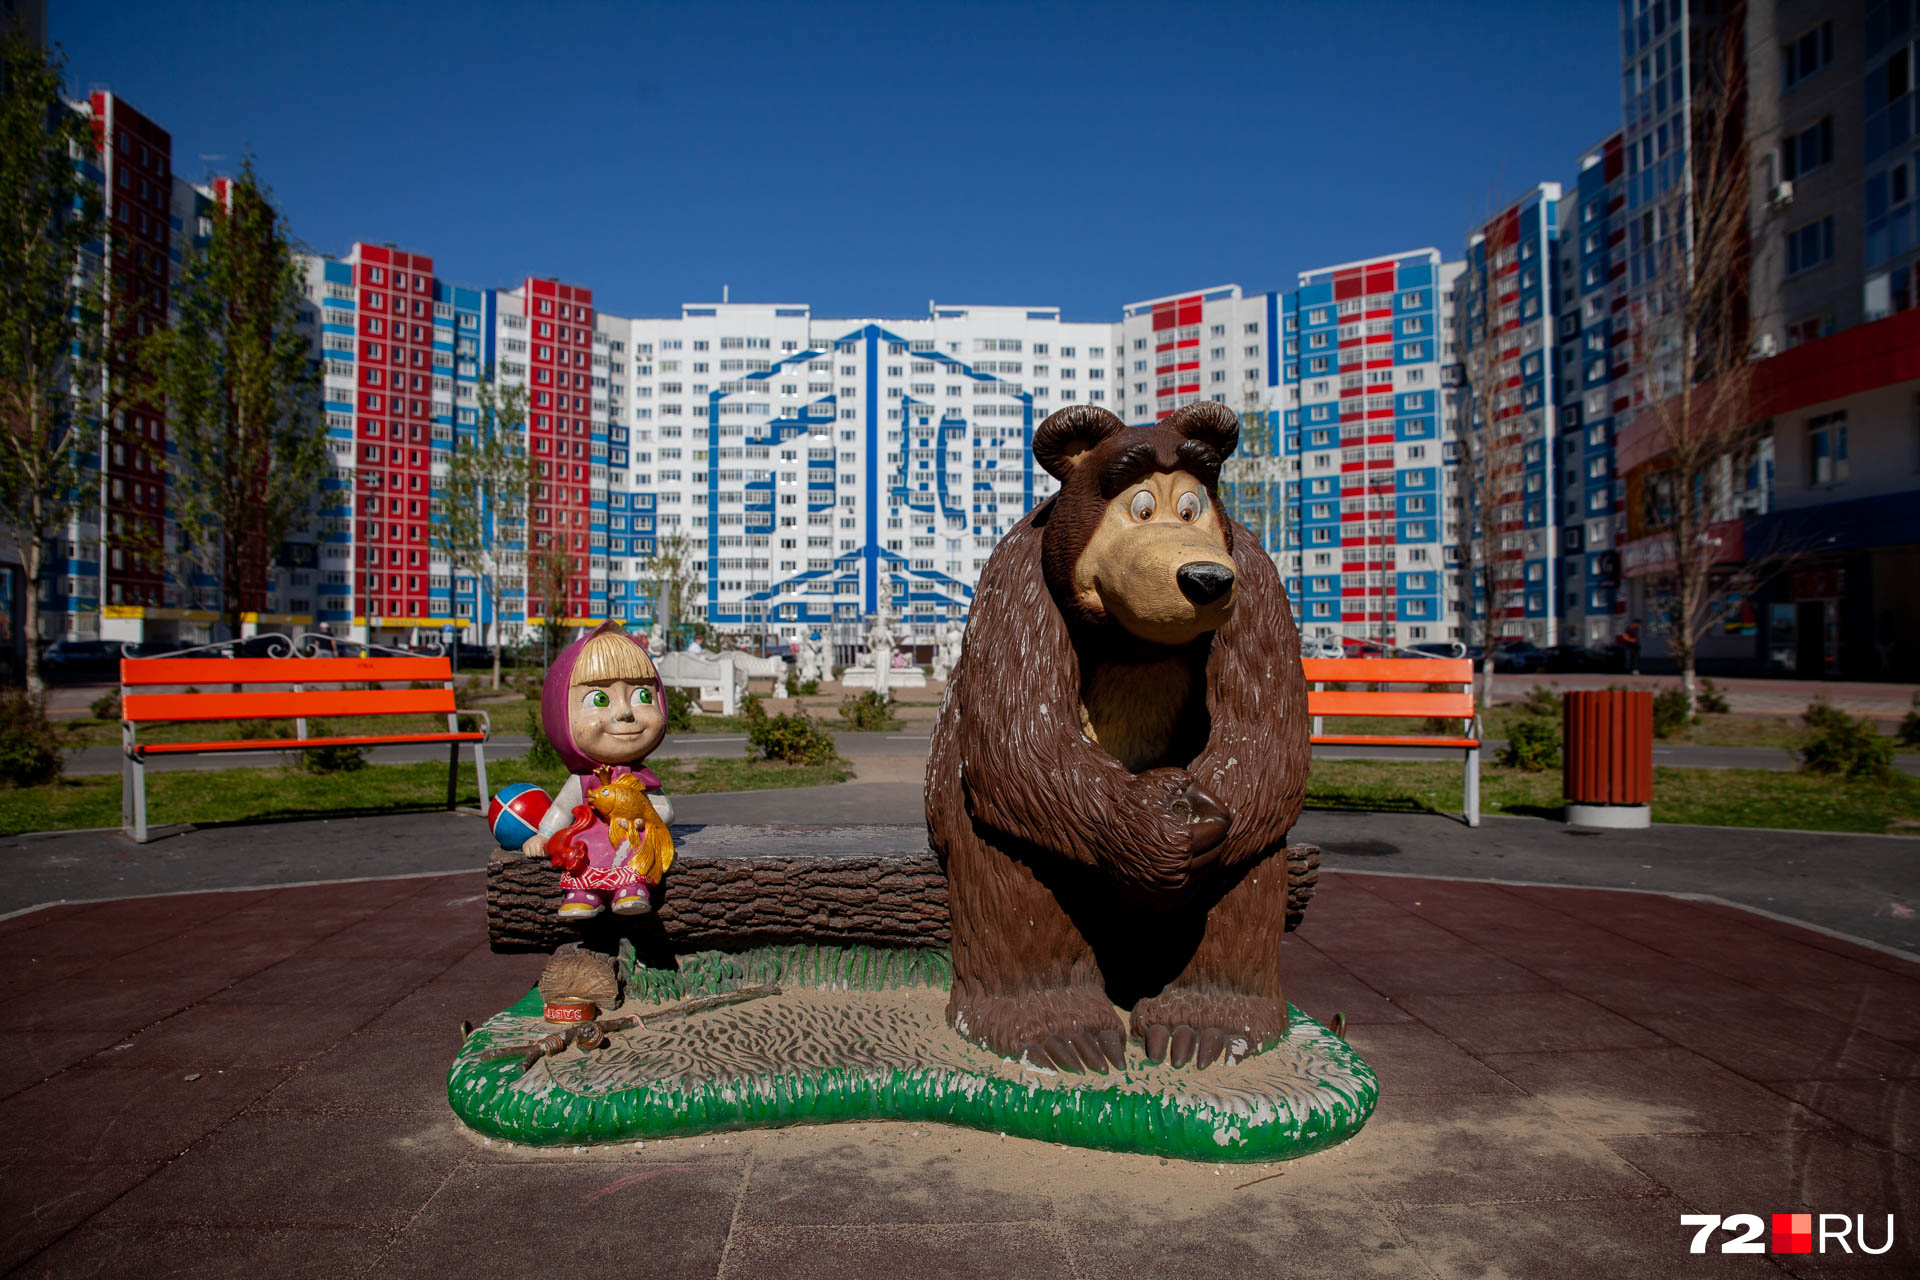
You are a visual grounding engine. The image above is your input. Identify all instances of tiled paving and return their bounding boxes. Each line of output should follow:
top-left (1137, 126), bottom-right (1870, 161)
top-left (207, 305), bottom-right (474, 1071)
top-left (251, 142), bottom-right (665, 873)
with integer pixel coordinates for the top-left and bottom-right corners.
top-left (1, 870), bottom-right (1915, 1278)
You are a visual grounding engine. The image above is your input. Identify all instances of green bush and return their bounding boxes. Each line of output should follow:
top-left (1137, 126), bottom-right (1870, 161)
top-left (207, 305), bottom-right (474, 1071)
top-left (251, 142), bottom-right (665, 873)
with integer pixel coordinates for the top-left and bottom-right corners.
top-left (89, 690), bottom-right (122, 721)
top-left (747, 710), bottom-right (838, 765)
top-left (234, 718), bottom-right (293, 741)
top-left (293, 719), bottom-right (366, 774)
top-left (1898, 692), bottom-right (1920, 748)
top-left (0, 692), bottom-right (63, 787)
top-left (740, 691), bottom-right (765, 723)
top-left (1696, 678), bottom-right (1730, 716)
top-left (524, 705), bottom-right (563, 772)
top-left (1520, 684), bottom-right (1561, 718)
top-left (1498, 715), bottom-right (1560, 772)
top-left (1797, 701), bottom-right (1895, 782)
top-left (666, 686), bottom-right (695, 731)
top-left (1652, 688), bottom-right (1691, 739)
top-left (839, 690), bottom-right (896, 730)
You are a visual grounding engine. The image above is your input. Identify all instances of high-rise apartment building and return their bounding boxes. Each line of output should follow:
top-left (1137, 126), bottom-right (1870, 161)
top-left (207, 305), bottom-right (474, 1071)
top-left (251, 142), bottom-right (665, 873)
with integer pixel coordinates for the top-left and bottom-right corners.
top-left (1282, 250), bottom-right (1463, 648)
top-left (1554, 134), bottom-right (1633, 648)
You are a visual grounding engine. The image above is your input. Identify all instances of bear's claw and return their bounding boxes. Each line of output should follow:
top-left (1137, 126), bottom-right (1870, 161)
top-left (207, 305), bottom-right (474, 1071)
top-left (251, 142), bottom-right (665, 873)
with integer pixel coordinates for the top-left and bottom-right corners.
top-left (1138, 1022), bottom-right (1249, 1069)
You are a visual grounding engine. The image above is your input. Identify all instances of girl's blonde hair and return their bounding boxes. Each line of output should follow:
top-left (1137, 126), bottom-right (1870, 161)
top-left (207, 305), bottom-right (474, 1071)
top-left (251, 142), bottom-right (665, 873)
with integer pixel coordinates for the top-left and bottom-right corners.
top-left (571, 630), bottom-right (659, 685)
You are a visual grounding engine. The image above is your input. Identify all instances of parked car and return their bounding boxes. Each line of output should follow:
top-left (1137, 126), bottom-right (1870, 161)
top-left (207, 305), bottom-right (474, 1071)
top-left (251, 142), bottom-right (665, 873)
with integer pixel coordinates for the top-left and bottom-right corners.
top-left (1492, 640), bottom-right (1549, 674)
top-left (1340, 638), bottom-right (1387, 658)
top-left (41, 639), bottom-right (120, 682)
top-left (452, 644), bottom-right (496, 671)
top-left (1405, 641), bottom-right (1467, 660)
top-left (1544, 643), bottom-right (1622, 673)
top-left (1299, 637), bottom-right (1344, 660)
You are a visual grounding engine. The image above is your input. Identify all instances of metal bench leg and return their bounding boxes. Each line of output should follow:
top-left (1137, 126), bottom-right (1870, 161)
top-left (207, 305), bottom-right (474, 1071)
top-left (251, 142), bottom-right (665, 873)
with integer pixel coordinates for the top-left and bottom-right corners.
top-left (121, 754), bottom-right (132, 837)
top-left (1464, 746), bottom-right (1480, 828)
top-left (474, 744), bottom-right (488, 808)
top-left (130, 756), bottom-right (149, 843)
top-left (447, 741), bottom-right (460, 809)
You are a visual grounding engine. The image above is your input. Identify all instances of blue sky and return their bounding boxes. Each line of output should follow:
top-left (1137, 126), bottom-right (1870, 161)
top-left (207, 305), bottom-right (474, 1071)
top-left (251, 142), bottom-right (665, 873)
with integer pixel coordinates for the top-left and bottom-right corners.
top-left (61, 1), bottom-right (1624, 321)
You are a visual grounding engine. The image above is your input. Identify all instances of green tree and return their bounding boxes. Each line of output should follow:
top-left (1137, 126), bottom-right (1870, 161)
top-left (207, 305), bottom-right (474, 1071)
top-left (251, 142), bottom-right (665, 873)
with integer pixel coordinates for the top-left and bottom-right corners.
top-left (530, 542), bottom-right (570, 667)
top-left (642, 529), bottom-right (703, 648)
top-left (431, 369), bottom-right (528, 687)
top-left (132, 159), bottom-right (324, 642)
top-left (0, 38), bottom-right (104, 694)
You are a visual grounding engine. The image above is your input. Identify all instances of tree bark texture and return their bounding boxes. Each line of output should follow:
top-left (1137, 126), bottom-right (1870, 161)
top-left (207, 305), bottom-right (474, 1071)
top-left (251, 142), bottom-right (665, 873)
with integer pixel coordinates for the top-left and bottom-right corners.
top-left (487, 825), bottom-right (1321, 956)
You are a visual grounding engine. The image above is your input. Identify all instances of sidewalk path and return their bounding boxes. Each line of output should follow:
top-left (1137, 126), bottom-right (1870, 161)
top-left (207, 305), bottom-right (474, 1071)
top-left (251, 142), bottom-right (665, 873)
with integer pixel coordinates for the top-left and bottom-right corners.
top-left (0, 868), bottom-right (1912, 1277)
top-left (6, 804), bottom-right (1916, 955)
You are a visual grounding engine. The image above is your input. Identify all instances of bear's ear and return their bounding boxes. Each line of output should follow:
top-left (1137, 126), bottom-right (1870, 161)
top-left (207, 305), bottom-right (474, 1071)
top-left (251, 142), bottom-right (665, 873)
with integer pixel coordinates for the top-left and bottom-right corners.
top-left (1033, 405), bottom-right (1124, 481)
top-left (1166, 400), bottom-right (1240, 461)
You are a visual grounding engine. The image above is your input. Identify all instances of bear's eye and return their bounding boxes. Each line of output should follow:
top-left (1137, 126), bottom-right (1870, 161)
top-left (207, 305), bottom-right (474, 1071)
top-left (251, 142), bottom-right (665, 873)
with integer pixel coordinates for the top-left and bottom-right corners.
top-left (1128, 490), bottom-right (1156, 521)
top-left (581, 689), bottom-right (611, 711)
top-left (1177, 491), bottom-right (1206, 522)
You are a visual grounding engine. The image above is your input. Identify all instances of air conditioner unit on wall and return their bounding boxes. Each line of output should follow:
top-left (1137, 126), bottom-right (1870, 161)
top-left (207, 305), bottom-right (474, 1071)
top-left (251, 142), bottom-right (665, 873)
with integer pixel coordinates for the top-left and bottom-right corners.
top-left (1771, 180), bottom-right (1795, 206)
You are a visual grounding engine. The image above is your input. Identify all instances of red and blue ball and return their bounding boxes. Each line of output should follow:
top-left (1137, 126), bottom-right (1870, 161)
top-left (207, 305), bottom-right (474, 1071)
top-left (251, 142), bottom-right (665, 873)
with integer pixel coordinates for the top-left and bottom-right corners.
top-left (488, 783), bottom-right (551, 850)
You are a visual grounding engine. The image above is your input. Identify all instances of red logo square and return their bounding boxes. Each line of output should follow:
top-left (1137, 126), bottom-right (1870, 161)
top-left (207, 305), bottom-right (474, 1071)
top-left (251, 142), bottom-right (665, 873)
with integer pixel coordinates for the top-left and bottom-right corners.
top-left (1772, 1213), bottom-right (1812, 1254)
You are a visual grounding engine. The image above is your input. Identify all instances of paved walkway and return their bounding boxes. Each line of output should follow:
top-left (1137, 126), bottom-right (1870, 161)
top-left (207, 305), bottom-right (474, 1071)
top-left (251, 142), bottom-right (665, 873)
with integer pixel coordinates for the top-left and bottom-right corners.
top-left (1, 866), bottom-right (1913, 1277)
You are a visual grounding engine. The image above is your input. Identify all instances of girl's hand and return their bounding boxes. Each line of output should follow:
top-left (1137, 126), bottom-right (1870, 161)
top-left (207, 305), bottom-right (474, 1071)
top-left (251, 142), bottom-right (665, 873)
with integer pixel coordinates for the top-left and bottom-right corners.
top-left (520, 834), bottom-right (546, 860)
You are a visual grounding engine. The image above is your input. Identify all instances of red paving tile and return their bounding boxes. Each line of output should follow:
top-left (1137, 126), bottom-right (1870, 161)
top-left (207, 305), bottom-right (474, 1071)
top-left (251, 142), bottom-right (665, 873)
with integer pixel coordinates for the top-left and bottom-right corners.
top-left (20, 1225), bottom-right (394, 1280)
top-left (1395, 990), bottom-right (1672, 1055)
top-left (1, 866), bottom-right (1915, 1276)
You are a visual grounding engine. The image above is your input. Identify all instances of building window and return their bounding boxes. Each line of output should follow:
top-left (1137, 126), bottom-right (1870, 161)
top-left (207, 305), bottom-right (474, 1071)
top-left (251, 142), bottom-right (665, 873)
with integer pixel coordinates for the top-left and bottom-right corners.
top-left (1808, 411), bottom-right (1847, 484)
top-left (1785, 217), bottom-right (1835, 275)
top-left (1780, 116), bottom-right (1833, 180)
top-left (1781, 20), bottom-right (1832, 91)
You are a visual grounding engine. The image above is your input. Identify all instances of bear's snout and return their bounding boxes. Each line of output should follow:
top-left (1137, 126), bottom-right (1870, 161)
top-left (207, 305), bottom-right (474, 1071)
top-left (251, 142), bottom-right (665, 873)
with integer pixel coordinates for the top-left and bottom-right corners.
top-left (1176, 561), bottom-right (1234, 606)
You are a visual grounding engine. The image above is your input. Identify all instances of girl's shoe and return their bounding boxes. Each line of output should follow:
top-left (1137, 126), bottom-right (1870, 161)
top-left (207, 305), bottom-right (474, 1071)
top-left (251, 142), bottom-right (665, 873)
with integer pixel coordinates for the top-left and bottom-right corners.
top-left (612, 882), bottom-right (653, 916)
top-left (558, 889), bottom-right (604, 921)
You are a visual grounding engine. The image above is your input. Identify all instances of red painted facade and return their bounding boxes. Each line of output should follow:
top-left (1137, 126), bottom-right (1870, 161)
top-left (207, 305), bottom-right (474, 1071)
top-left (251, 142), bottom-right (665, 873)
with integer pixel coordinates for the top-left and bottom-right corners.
top-left (524, 278), bottom-right (596, 616)
top-left (92, 93), bottom-right (171, 609)
top-left (354, 244), bottom-right (438, 622)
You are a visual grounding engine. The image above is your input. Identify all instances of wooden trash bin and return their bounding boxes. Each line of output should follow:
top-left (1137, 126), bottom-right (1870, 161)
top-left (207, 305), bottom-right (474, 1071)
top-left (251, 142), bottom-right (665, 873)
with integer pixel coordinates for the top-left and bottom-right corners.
top-left (1563, 689), bottom-right (1653, 828)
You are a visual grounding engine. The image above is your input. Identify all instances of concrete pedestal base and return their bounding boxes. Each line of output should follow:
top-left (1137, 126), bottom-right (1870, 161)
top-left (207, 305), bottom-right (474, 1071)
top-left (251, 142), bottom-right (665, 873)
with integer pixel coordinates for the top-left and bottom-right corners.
top-left (1565, 802), bottom-right (1652, 829)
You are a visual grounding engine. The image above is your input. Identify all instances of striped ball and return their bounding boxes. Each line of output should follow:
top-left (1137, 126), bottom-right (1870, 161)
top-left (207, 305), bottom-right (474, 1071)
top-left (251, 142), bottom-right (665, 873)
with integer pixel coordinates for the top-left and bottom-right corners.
top-left (488, 782), bottom-right (551, 850)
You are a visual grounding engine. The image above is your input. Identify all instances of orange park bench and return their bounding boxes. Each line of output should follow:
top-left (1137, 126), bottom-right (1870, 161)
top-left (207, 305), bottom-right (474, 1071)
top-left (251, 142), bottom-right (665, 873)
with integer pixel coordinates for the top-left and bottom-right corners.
top-left (1301, 657), bottom-right (1481, 826)
top-left (119, 653), bottom-right (490, 842)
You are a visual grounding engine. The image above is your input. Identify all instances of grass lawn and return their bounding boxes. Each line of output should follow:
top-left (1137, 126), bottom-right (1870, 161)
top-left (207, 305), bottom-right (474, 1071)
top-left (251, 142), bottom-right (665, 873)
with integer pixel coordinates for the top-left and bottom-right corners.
top-left (1317, 704), bottom-right (1912, 754)
top-left (1304, 758), bottom-right (1920, 834)
top-left (0, 752), bottom-right (852, 837)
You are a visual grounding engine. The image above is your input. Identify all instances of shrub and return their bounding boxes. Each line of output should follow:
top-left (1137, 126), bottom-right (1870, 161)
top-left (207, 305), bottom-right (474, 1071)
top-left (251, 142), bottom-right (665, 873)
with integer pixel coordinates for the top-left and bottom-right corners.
top-left (524, 705), bottom-right (563, 771)
top-left (1498, 715), bottom-right (1560, 772)
top-left (89, 690), bottom-right (122, 721)
top-left (293, 719), bottom-right (366, 774)
top-left (1520, 684), bottom-right (1561, 718)
top-left (1898, 693), bottom-right (1920, 748)
top-left (1797, 700), bottom-right (1895, 782)
top-left (747, 709), bottom-right (838, 766)
top-left (666, 686), bottom-right (695, 731)
top-left (1652, 688), bottom-right (1691, 739)
top-left (234, 718), bottom-right (293, 741)
top-left (839, 690), bottom-right (896, 730)
top-left (0, 692), bottom-right (63, 787)
top-left (1696, 678), bottom-right (1730, 716)
top-left (740, 691), bottom-right (765, 723)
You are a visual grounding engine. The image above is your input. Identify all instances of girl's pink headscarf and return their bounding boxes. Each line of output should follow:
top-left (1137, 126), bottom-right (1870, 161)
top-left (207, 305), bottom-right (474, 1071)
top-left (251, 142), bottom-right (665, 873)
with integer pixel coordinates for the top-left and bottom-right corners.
top-left (539, 621), bottom-right (666, 784)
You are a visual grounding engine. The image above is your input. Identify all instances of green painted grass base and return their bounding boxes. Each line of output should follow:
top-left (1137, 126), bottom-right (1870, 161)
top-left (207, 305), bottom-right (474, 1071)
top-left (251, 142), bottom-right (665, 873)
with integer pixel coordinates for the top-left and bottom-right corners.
top-left (448, 947), bottom-right (1377, 1164)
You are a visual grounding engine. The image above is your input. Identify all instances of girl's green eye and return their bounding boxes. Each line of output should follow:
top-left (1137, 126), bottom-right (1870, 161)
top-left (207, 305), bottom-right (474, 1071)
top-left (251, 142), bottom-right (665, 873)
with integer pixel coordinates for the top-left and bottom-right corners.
top-left (582, 689), bottom-right (611, 710)
top-left (637, 687), bottom-right (655, 705)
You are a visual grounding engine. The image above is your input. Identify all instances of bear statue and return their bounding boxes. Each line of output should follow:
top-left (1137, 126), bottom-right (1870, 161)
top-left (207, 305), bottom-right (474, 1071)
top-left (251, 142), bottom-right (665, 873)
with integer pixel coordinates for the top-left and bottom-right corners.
top-left (926, 401), bottom-right (1310, 1072)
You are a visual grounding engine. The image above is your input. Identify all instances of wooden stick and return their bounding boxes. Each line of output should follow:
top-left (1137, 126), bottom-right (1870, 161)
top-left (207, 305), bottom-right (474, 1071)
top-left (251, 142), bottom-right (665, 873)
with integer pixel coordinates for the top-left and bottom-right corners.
top-left (641, 983), bottom-right (782, 1026)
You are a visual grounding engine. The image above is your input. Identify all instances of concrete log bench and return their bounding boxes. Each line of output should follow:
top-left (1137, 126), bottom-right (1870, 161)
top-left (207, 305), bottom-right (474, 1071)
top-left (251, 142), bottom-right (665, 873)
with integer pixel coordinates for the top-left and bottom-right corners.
top-left (487, 823), bottom-right (1322, 956)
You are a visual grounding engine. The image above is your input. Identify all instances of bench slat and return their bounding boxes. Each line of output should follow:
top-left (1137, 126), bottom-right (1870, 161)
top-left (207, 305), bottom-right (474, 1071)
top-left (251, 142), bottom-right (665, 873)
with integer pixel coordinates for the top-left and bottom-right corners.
top-left (1312, 734), bottom-right (1480, 748)
top-left (1306, 690), bottom-right (1474, 718)
top-left (123, 688), bottom-right (456, 723)
top-left (1300, 657), bottom-right (1474, 684)
top-left (121, 656), bottom-right (453, 685)
top-left (136, 731), bottom-right (486, 756)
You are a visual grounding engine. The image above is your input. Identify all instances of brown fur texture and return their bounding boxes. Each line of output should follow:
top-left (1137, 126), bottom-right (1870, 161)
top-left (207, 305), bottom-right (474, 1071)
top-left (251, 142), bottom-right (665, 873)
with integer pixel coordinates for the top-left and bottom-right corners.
top-left (926, 402), bottom-right (1311, 1072)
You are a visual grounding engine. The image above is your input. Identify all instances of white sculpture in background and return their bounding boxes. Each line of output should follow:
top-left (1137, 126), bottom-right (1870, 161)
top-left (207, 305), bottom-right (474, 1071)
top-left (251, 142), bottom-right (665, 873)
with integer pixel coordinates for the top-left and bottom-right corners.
top-left (932, 622), bottom-right (964, 682)
top-left (796, 632), bottom-right (827, 686)
top-left (865, 605), bottom-right (897, 697)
